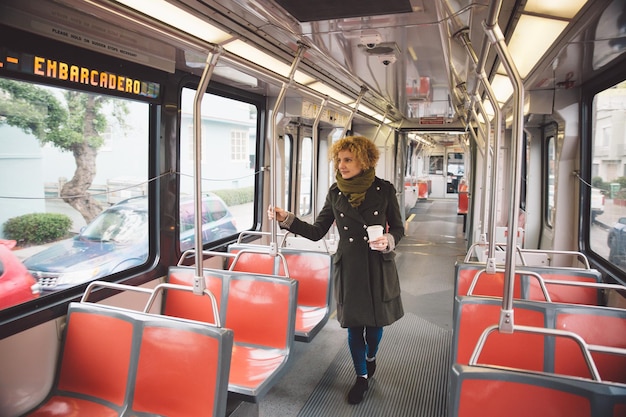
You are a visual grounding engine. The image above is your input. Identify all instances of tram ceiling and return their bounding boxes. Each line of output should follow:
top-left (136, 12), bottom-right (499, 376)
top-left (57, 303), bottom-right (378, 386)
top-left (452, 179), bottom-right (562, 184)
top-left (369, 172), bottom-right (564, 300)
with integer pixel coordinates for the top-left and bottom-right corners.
top-left (16, 0), bottom-right (596, 142)
top-left (186, 0), bottom-right (590, 129)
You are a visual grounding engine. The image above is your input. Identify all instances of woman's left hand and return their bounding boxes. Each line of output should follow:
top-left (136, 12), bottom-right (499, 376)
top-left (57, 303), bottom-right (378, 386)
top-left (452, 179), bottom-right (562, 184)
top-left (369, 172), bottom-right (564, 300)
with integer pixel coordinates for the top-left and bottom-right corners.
top-left (369, 235), bottom-right (388, 251)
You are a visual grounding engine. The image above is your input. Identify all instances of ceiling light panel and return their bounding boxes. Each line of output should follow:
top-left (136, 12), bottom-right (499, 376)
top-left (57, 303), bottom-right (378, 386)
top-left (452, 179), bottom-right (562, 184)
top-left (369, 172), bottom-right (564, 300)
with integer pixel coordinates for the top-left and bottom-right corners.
top-left (524, 0), bottom-right (588, 19)
top-left (114, 0), bottom-right (232, 43)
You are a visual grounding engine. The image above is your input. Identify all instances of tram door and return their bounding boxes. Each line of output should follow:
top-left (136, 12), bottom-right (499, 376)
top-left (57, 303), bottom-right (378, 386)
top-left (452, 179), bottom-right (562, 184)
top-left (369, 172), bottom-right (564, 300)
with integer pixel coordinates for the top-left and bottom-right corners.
top-left (283, 123), bottom-right (314, 222)
top-left (427, 150), bottom-right (465, 198)
top-left (446, 150), bottom-right (465, 198)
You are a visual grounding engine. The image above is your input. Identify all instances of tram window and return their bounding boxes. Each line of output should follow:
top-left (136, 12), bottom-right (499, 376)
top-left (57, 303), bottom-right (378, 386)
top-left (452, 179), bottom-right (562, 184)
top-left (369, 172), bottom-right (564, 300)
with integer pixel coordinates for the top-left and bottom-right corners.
top-left (429, 155), bottom-right (444, 174)
top-left (546, 135), bottom-right (556, 227)
top-left (0, 77), bottom-right (149, 305)
top-left (179, 88), bottom-right (256, 249)
top-left (589, 80), bottom-right (626, 269)
top-left (299, 137), bottom-right (313, 216)
top-left (283, 135), bottom-right (293, 211)
top-left (520, 132), bottom-right (529, 211)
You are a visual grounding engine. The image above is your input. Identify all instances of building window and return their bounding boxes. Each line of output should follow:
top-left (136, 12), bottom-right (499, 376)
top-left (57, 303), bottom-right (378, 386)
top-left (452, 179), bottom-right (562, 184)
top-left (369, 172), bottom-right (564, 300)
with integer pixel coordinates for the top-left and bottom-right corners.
top-left (231, 130), bottom-right (249, 161)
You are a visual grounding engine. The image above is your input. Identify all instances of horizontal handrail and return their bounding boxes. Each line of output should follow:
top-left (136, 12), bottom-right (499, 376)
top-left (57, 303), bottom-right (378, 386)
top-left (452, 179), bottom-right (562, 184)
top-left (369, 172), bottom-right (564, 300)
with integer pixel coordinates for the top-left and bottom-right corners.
top-left (80, 280), bottom-right (221, 327)
top-left (541, 279), bottom-right (624, 291)
top-left (177, 249), bottom-right (236, 266)
top-left (470, 324), bottom-right (602, 381)
top-left (237, 230), bottom-right (332, 253)
top-left (465, 243), bottom-right (591, 269)
top-left (229, 247), bottom-right (290, 277)
top-left (146, 282), bottom-right (221, 327)
top-left (467, 268), bottom-right (552, 302)
top-left (236, 230), bottom-right (287, 245)
top-left (80, 281), bottom-right (154, 303)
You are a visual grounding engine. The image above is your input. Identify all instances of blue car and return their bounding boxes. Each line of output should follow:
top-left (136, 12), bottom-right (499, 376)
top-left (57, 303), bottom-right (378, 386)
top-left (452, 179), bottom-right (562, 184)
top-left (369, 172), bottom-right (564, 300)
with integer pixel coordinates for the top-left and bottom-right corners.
top-left (24, 194), bottom-right (237, 292)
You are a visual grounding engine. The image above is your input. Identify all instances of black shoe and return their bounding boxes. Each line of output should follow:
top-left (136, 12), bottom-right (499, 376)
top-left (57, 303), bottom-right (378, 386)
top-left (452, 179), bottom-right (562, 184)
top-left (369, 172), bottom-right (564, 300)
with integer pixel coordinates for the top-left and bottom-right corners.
top-left (366, 359), bottom-right (377, 378)
top-left (347, 377), bottom-right (369, 404)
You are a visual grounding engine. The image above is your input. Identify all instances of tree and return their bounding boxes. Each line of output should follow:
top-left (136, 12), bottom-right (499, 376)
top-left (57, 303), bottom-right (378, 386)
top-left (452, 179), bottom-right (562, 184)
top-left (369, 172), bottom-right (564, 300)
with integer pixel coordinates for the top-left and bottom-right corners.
top-left (0, 79), bottom-right (127, 223)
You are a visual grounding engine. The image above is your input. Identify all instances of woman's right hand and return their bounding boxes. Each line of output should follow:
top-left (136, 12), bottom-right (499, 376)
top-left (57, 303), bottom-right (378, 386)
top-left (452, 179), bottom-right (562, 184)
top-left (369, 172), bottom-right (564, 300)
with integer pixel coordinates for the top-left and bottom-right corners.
top-left (267, 205), bottom-right (287, 222)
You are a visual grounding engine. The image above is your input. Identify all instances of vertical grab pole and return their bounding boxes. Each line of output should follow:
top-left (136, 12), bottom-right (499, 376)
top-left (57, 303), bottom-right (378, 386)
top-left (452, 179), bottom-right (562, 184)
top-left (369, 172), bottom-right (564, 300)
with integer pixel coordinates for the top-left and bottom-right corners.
top-left (270, 43), bottom-right (307, 256)
top-left (470, 100), bottom-right (492, 246)
top-left (192, 48), bottom-right (222, 293)
top-left (480, 78), bottom-right (502, 274)
top-left (311, 97), bottom-right (328, 221)
top-left (483, 20), bottom-right (524, 334)
top-left (477, 0), bottom-right (503, 274)
top-left (454, 23), bottom-right (500, 268)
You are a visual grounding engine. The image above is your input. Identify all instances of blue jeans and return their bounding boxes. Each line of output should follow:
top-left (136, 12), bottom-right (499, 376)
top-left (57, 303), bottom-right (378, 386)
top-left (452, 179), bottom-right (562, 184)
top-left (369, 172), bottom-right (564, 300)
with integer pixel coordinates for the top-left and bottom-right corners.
top-left (347, 326), bottom-right (383, 376)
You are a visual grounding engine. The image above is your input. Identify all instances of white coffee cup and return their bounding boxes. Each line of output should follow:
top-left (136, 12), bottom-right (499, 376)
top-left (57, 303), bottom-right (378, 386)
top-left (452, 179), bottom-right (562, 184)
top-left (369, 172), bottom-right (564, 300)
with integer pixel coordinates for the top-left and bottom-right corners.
top-left (366, 225), bottom-right (384, 241)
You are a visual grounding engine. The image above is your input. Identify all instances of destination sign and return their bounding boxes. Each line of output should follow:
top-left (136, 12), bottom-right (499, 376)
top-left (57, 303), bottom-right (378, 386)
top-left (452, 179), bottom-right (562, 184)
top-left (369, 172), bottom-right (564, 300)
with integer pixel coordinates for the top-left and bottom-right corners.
top-left (0, 49), bottom-right (160, 99)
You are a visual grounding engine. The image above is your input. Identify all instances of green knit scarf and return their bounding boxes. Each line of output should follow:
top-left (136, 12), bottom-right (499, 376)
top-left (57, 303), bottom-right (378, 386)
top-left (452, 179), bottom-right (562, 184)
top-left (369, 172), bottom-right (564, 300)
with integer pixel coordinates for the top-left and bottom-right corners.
top-left (336, 168), bottom-right (375, 207)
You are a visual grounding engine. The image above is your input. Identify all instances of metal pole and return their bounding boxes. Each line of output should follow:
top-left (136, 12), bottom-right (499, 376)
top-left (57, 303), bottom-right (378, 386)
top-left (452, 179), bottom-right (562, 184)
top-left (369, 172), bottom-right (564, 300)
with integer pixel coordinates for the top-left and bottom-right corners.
top-left (484, 20), bottom-right (524, 334)
top-left (270, 43), bottom-right (307, 256)
top-left (311, 98), bottom-right (328, 221)
top-left (192, 49), bottom-right (222, 293)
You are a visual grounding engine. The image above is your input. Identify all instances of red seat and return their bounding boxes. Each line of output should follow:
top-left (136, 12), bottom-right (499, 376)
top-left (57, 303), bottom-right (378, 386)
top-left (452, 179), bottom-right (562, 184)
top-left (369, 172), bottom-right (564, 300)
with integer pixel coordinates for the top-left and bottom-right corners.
top-left (165, 268), bottom-right (224, 325)
top-left (228, 245), bottom-right (332, 342)
top-left (554, 309), bottom-right (626, 384)
top-left (23, 301), bottom-right (233, 417)
top-left (450, 364), bottom-right (626, 417)
top-left (131, 318), bottom-right (232, 417)
top-left (458, 191), bottom-right (468, 214)
top-left (164, 266), bottom-right (298, 402)
top-left (455, 263), bottom-right (603, 306)
top-left (453, 297), bottom-right (546, 370)
top-left (23, 304), bottom-right (134, 417)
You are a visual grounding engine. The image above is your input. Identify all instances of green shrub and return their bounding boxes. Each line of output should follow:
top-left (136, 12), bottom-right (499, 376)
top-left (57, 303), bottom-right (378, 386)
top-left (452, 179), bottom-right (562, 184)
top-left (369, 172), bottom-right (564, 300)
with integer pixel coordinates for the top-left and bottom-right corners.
top-left (212, 186), bottom-right (254, 206)
top-left (3, 213), bottom-right (72, 245)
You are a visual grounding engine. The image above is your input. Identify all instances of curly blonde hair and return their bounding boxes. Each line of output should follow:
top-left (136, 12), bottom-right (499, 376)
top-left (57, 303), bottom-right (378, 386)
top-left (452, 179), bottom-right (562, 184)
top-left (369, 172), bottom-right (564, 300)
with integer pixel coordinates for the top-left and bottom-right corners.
top-left (330, 136), bottom-right (379, 171)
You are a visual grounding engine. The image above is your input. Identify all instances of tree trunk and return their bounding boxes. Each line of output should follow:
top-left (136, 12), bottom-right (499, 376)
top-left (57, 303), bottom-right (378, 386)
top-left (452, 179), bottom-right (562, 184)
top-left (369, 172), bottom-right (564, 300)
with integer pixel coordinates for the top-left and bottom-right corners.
top-left (60, 96), bottom-right (102, 223)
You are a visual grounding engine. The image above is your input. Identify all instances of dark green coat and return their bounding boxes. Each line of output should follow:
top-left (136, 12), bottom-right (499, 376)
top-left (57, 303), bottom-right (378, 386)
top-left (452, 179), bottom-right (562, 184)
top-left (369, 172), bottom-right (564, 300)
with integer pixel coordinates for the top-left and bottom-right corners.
top-left (285, 177), bottom-right (404, 328)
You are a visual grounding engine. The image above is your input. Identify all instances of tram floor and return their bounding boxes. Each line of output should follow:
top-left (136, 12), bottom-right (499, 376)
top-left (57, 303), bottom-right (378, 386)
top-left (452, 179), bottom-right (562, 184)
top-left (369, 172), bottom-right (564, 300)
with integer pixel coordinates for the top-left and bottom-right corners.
top-left (258, 198), bottom-right (466, 417)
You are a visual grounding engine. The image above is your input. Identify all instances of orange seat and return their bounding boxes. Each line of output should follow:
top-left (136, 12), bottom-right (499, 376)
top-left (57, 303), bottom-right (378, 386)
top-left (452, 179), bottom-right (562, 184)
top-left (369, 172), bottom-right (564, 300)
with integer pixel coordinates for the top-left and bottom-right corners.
top-left (23, 304), bottom-right (134, 417)
top-left (452, 296), bottom-right (626, 383)
top-left (555, 309), bottom-right (626, 384)
top-left (165, 266), bottom-right (298, 402)
top-left (228, 245), bottom-right (332, 342)
top-left (455, 263), bottom-right (603, 306)
top-left (130, 316), bottom-right (233, 417)
top-left (450, 364), bottom-right (626, 417)
top-left (458, 191), bottom-right (468, 214)
top-left (165, 268), bottom-right (225, 325)
top-left (23, 302), bottom-right (233, 417)
top-left (453, 297), bottom-right (546, 370)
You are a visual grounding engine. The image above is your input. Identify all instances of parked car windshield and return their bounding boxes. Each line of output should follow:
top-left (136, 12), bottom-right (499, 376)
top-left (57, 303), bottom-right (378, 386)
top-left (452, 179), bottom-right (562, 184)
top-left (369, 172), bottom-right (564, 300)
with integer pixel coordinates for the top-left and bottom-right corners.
top-left (80, 207), bottom-right (147, 244)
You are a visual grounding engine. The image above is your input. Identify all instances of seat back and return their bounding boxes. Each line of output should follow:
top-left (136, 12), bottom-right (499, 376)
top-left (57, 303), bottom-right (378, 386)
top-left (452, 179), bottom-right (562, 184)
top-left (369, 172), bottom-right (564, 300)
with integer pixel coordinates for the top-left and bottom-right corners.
top-left (228, 244), bottom-right (332, 342)
top-left (164, 266), bottom-right (226, 325)
top-left (226, 273), bottom-right (297, 350)
top-left (452, 297), bottom-right (547, 370)
top-left (554, 306), bottom-right (626, 384)
top-left (450, 363), bottom-right (626, 417)
top-left (455, 262), bottom-right (603, 305)
top-left (57, 303), bottom-right (135, 407)
top-left (131, 316), bottom-right (233, 417)
top-left (26, 301), bottom-right (233, 417)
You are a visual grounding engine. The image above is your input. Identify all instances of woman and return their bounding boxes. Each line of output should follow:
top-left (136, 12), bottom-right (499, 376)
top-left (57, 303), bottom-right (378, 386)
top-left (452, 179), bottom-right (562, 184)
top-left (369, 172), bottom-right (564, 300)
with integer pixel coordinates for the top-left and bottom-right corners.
top-left (268, 135), bottom-right (404, 405)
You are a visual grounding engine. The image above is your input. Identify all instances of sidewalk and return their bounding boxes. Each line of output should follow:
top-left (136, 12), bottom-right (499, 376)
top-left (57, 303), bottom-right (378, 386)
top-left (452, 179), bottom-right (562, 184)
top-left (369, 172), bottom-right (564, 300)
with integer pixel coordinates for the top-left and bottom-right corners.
top-left (13, 242), bottom-right (56, 261)
top-left (596, 198), bottom-right (625, 229)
